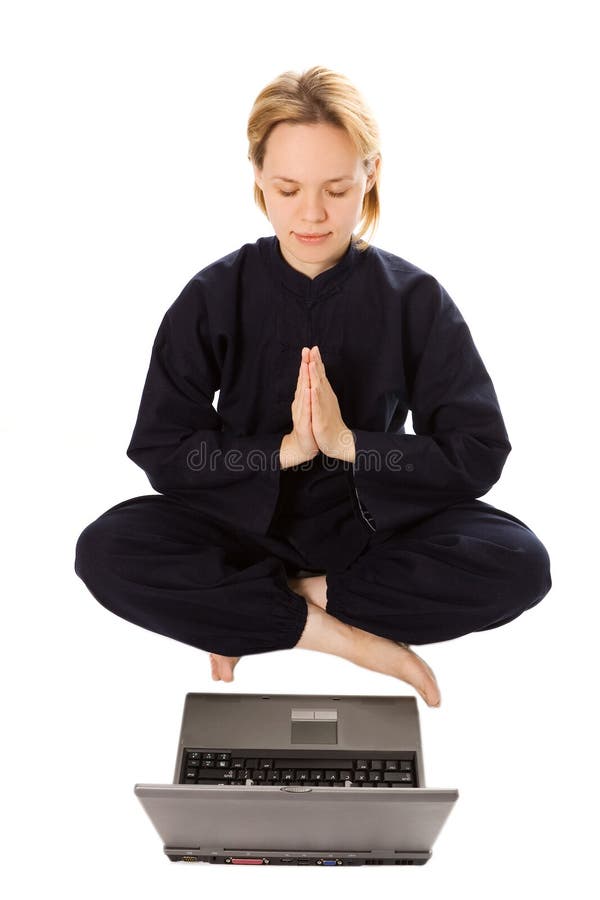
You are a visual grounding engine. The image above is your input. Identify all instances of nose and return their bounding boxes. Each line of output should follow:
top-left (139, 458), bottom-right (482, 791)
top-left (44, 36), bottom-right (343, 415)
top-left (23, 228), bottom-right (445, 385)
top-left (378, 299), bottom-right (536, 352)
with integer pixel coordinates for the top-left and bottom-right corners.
top-left (299, 192), bottom-right (328, 223)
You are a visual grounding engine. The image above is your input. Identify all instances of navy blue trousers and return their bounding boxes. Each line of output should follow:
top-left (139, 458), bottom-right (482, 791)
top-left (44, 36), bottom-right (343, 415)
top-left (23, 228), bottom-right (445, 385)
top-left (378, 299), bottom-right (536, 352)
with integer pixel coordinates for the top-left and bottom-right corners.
top-left (74, 494), bottom-right (552, 657)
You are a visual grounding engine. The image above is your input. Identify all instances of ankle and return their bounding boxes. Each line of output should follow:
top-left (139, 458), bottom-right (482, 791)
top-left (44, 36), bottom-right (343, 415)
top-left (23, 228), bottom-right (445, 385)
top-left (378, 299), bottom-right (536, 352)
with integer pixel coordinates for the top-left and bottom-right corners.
top-left (288, 574), bottom-right (328, 610)
top-left (295, 603), bottom-right (356, 659)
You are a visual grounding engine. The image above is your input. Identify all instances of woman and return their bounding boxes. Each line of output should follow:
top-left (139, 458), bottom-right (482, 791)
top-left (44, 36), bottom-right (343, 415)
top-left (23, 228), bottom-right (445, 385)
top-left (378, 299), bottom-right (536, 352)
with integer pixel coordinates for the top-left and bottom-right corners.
top-left (74, 66), bottom-right (552, 707)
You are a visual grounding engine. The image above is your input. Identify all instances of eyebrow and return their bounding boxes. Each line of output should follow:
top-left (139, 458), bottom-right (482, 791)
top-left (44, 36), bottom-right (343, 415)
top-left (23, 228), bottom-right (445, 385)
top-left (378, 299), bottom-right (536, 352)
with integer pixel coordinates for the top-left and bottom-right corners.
top-left (270, 175), bottom-right (354, 184)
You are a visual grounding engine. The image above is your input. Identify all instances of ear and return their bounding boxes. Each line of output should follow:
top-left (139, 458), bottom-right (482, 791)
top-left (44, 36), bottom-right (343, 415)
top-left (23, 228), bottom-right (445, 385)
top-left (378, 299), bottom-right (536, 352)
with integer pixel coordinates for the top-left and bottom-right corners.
top-left (365, 155), bottom-right (381, 192)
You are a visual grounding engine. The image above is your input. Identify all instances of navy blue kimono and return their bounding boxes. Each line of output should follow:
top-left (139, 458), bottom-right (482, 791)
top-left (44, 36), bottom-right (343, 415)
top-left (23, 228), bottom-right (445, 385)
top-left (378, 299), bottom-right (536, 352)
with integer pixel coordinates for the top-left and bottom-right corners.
top-left (74, 236), bottom-right (552, 656)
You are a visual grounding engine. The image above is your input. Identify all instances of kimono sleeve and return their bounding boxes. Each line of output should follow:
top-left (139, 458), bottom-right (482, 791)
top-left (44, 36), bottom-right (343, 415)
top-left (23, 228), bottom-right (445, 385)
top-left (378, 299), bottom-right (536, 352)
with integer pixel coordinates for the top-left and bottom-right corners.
top-left (349, 276), bottom-right (512, 532)
top-left (126, 277), bottom-right (288, 536)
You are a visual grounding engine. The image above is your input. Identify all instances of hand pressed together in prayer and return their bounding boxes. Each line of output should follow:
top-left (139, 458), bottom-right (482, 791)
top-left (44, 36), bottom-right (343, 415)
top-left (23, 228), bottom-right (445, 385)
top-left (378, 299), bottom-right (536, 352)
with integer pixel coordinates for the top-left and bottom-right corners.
top-left (279, 345), bottom-right (356, 469)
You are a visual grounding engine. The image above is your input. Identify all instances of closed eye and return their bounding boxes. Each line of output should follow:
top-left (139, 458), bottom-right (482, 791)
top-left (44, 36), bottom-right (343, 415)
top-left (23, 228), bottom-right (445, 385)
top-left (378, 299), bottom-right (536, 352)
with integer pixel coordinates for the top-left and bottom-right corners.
top-left (278, 189), bottom-right (347, 198)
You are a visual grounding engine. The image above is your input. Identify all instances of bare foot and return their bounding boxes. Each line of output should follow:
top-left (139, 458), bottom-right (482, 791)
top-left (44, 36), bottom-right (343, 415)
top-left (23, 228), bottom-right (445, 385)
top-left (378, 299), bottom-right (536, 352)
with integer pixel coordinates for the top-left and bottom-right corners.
top-left (351, 630), bottom-right (441, 707)
top-left (296, 604), bottom-right (442, 707)
top-left (209, 653), bottom-right (241, 682)
top-left (394, 642), bottom-right (441, 707)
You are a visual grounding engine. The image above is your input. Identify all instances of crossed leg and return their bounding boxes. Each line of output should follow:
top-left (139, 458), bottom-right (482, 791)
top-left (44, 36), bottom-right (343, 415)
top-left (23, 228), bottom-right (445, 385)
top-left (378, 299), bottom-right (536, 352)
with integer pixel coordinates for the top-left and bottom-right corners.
top-left (75, 492), bottom-right (549, 710)
top-left (209, 573), bottom-right (442, 707)
top-left (209, 498), bottom-right (552, 707)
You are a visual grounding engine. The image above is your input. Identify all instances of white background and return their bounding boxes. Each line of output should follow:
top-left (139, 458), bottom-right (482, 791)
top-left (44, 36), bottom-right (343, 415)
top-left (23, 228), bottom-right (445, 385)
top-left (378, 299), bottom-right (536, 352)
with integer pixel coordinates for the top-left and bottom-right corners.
top-left (2, 0), bottom-right (597, 895)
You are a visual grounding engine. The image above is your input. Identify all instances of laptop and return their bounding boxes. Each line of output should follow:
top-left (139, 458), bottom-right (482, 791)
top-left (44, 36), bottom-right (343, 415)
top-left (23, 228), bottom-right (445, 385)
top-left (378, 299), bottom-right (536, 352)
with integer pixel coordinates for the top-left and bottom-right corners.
top-left (134, 691), bottom-right (458, 866)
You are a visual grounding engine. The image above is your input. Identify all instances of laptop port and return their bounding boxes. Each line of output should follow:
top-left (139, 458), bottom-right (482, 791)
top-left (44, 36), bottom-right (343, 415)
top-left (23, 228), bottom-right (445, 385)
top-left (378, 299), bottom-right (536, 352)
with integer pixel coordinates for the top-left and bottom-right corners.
top-left (228, 858), bottom-right (265, 864)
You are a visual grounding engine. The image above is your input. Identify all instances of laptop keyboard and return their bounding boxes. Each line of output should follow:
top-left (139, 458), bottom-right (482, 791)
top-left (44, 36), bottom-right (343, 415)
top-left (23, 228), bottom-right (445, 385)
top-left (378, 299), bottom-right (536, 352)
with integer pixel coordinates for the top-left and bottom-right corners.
top-left (180, 750), bottom-right (417, 787)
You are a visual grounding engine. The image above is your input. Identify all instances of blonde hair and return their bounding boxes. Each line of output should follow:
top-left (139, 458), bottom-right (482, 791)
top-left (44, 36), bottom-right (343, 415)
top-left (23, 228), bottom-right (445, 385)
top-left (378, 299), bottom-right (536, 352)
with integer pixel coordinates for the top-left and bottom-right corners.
top-left (247, 65), bottom-right (382, 251)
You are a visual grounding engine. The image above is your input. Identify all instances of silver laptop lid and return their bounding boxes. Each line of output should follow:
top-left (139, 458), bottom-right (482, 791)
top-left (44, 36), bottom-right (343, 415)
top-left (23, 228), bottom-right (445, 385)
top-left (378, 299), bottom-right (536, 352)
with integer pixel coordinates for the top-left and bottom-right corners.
top-left (134, 783), bottom-right (458, 856)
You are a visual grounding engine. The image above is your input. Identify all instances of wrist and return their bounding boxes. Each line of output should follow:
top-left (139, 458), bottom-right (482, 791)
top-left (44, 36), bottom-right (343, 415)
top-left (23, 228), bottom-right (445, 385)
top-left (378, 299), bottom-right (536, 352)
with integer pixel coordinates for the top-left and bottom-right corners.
top-left (340, 428), bottom-right (356, 463)
top-left (279, 432), bottom-right (299, 470)
top-left (321, 428), bottom-right (356, 462)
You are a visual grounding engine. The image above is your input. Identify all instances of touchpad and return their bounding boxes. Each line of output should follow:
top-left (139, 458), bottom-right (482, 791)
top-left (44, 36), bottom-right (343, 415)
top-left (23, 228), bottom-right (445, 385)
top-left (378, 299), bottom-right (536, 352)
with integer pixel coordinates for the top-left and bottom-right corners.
top-left (291, 708), bottom-right (338, 744)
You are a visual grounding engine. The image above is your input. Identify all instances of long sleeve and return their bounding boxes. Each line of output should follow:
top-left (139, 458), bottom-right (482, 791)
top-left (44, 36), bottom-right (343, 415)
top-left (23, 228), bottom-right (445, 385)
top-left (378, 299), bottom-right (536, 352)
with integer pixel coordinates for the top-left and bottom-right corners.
top-left (126, 277), bottom-right (288, 536)
top-left (349, 275), bottom-right (512, 533)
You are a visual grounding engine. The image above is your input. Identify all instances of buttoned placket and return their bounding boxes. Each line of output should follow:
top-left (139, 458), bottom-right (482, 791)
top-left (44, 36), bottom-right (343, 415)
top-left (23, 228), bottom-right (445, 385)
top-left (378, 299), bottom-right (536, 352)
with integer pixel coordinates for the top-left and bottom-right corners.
top-left (265, 235), bottom-right (376, 534)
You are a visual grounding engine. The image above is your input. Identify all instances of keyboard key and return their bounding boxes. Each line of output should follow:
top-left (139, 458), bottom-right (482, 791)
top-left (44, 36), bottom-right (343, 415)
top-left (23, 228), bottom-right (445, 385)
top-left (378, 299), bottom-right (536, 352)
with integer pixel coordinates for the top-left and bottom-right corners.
top-left (385, 761), bottom-right (398, 770)
top-left (189, 769), bottom-right (229, 781)
top-left (383, 771), bottom-right (413, 783)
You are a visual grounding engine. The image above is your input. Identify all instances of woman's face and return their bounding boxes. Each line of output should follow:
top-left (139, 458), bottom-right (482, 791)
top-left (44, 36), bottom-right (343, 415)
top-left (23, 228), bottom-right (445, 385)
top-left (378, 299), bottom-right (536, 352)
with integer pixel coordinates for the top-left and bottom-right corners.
top-left (253, 122), bottom-right (379, 279)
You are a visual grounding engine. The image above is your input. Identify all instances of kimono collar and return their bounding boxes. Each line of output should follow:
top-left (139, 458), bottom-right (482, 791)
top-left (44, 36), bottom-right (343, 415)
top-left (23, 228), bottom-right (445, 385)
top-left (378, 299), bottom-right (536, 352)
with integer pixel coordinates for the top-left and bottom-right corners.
top-left (267, 234), bottom-right (360, 298)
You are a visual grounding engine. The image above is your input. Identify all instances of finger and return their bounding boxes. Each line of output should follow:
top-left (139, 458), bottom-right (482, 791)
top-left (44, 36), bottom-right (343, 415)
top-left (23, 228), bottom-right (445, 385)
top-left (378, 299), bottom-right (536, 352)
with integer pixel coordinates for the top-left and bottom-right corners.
top-left (298, 352), bottom-right (311, 392)
top-left (302, 355), bottom-right (311, 388)
top-left (298, 386), bottom-right (308, 430)
top-left (294, 384), bottom-right (301, 424)
top-left (311, 345), bottom-right (323, 365)
top-left (311, 345), bottom-right (326, 378)
top-left (310, 384), bottom-right (318, 428)
top-left (309, 358), bottom-right (321, 384)
top-left (295, 365), bottom-right (303, 399)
